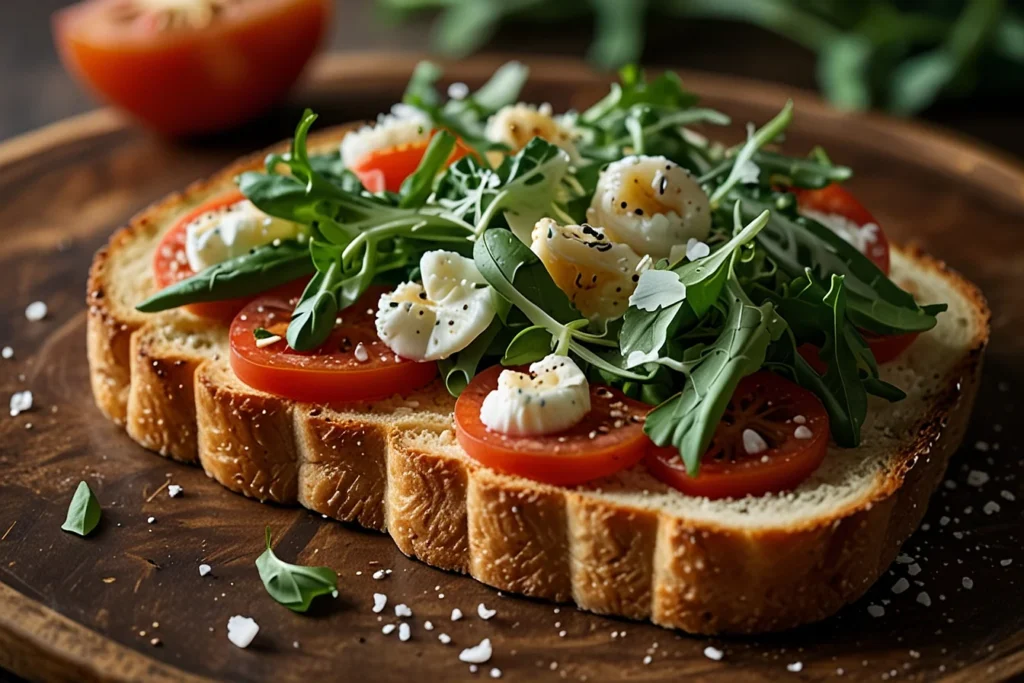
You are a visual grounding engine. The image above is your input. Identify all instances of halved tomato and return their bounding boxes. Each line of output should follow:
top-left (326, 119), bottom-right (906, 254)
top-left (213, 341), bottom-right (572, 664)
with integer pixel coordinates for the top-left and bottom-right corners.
top-left (647, 371), bottom-right (829, 500)
top-left (351, 138), bottom-right (471, 193)
top-left (152, 191), bottom-right (250, 322)
top-left (53, 0), bottom-right (330, 136)
top-left (794, 183), bottom-right (890, 274)
top-left (230, 286), bottom-right (438, 403)
top-left (454, 365), bottom-right (651, 486)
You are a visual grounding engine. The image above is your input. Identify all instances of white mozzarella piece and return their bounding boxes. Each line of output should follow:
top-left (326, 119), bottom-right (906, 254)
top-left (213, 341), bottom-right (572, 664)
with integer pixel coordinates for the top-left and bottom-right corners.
top-left (375, 251), bottom-right (496, 361)
top-left (340, 104), bottom-right (432, 168)
top-left (530, 218), bottom-right (641, 320)
top-left (485, 103), bottom-right (579, 159)
top-left (479, 354), bottom-right (591, 436)
top-left (184, 200), bottom-right (303, 272)
top-left (586, 155), bottom-right (711, 260)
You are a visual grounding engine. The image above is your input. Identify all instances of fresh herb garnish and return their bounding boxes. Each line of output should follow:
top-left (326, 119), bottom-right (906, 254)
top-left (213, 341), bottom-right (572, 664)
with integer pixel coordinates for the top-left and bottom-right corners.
top-left (61, 481), bottom-right (101, 537)
top-left (256, 528), bottom-right (338, 613)
top-left (253, 327), bottom-right (276, 340)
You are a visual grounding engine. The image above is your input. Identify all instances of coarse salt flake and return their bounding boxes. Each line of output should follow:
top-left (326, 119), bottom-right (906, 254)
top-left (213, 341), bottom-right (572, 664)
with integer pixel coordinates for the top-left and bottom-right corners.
top-left (395, 603), bottom-right (412, 618)
top-left (451, 608), bottom-right (463, 621)
top-left (477, 603), bottom-right (496, 620)
top-left (382, 624), bottom-right (396, 635)
top-left (787, 662), bottom-right (803, 672)
top-left (917, 592), bottom-right (932, 607)
top-left (372, 593), bottom-right (387, 613)
top-left (9, 390), bottom-right (32, 417)
top-left (354, 343), bottom-right (369, 362)
top-left (967, 470), bottom-right (990, 487)
top-left (867, 604), bottom-right (885, 617)
top-left (742, 429), bottom-right (768, 455)
top-left (892, 578), bottom-right (910, 594)
top-left (459, 638), bottom-right (492, 664)
top-left (489, 668), bottom-right (502, 679)
top-left (962, 577), bottom-right (974, 590)
top-left (25, 301), bottom-right (47, 321)
top-left (794, 425), bottom-right (813, 439)
top-left (227, 616), bottom-right (259, 648)
top-left (199, 564), bottom-right (212, 577)
top-left (438, 633), bottom-right (452, 644)
top-left (168, 485), bottom-right (183, 498)
top-left (704, 646), bottom-right (724, 661)
top-left (399, 623), bottom-right (411, 642)
top-left (1, 347), bottom-right (12, 359)
top-left (983, 501), bottom-right (1001, 515)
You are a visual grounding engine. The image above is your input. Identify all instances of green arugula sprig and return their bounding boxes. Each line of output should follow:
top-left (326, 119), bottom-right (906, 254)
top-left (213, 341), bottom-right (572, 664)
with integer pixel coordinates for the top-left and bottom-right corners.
top-left (256, 528), bottom-right (338, 613)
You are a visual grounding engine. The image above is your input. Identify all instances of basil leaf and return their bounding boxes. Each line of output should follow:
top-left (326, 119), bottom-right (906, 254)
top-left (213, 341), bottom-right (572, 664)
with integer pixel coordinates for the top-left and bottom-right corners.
top-left (438, 317), bottom-right (504, 396)
top-left (644, 282), bottom-right (785, 475)
top-left (256, 528), bottom-right (337, 613)
top-left (501, 325), bottom-right (552, 365)
top-left (61, 481), bottom-right (100, 537)
top-left (136, 240), bottom-right (314, 313)
top-left (253, 328), bottom-right (276, 341)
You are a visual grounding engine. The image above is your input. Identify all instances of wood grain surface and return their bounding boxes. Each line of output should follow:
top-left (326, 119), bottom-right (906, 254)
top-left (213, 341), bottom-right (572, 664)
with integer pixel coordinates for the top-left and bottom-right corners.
top-left (0, 53), bottom-right (1021, 683)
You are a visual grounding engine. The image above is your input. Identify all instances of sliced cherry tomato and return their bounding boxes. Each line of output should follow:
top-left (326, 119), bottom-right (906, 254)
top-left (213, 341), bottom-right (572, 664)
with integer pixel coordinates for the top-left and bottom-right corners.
top-left (53, 0), bottom-right (330, 136)
top-left (350, 138), bottom-right (470, 193)
top-left (794, 183), bottom-right (890, 274)
top-left (454, 365), bottom-right (651, 486)
top-left (647, 371), bottom-right (829, 500)
top-left (230, 286), bottom-right (437, 403)
top-left (152, 191), bottom-right (250, 321)
top-left (798, 330), bottom-right (919, 372)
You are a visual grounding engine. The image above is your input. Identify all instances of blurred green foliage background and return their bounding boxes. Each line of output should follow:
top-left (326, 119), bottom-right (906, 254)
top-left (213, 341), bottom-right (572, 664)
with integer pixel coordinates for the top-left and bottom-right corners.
top-left (379, 0), bottom-right (1024, 115)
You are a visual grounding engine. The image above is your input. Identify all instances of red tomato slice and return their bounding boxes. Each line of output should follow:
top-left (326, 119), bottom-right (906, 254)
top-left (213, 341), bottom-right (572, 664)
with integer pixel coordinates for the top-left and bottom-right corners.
top-left (351, 138), bottom-right (470, 193)
top-left (794, 183), bottom-right (890, 275)
top-left (647, 371), bottom-right (829, 500)
top-left (53, 0), bottom-right (330, 136)
top-left (152, 191), bottom-right (251, 322)
top-left (229, 286), bottom-right (438, 403)
top-left (454, 365), bottom-right (651, 486)
top-left (798, 330), bottom-right (919, 372)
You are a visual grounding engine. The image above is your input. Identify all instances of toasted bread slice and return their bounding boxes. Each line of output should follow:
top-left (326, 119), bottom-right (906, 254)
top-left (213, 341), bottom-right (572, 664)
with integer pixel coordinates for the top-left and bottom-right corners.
top-left (86, 127), bottom-right (990, 634)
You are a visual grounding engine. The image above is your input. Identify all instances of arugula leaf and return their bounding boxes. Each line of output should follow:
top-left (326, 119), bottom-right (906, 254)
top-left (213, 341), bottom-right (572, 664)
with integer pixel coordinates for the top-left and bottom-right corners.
top-left (709, 101), bottom-right (793, 206)
top-left (136, 240), bottom-right (314, 313)
top-left (253, 328), bottom-right (277, 341)
top-left (437, 317), bottom-right (504, 396)
top-left (580, 67), bottom-right (698, 124)
top-left (620, 206), bottom-right (769, 363)
top-left (644, 280), bottom-right (785, 475)
top-left (502, 325), bottom-right (553, 365)
top-left (737, 197), bottom-right (944, 334)
top-left (287, 262), bottom-right (341, 351)
top-left (61, 481), bottom-right (101, 537)
top-left (399, 130), bottom-right (457, 209)
top-left (256, 528), bottom-right (337, 613)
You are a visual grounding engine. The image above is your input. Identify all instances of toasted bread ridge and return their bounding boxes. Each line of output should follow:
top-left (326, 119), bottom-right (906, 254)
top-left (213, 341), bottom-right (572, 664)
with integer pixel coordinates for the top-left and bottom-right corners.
top-left (86, 128), bottom-right (989, 634)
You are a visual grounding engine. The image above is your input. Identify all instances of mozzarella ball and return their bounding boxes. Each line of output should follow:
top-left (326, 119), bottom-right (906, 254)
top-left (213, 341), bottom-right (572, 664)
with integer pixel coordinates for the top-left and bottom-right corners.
top-left (530, 218), bottom-right (642, 321)
top-left (586, 155), bottom-right (711, 260)
top-left (479, 354), bottom-right (591, 436)
top-left (485, 103), bottom-right (578, 158)
top-left (340, 104), bottom-right (432, 167)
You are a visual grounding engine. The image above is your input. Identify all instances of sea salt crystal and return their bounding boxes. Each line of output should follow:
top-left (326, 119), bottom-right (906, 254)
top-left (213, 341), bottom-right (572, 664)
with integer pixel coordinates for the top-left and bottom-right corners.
top-left (917, 592), bottom-right (932, 607)
top-left (9, 391), bottom-right (32, 417)
top-left (794, 425), bottom-right (813, 439)
top-left (372, 569), bottom-right (386, 580)
top-left (372, 593), bottom-right (387, 613)
top-left (489, 668), bottom-right (502, 679)
top-left (892, 578), bottom-right (910, 594)
top-left (395, 603), bottom-right (412, 618)
top-left (459, 638), bottom-right (492, 664)
top-left (438, 633), bottom-right (452, 644)
top-left (354, 343), bottom-right (369, 362)
top-left (25, 301), bottom-right (47, 321)
top-left (907, 563), bottom-right (921, 577)
top-left (227, 616), bottom-right (259, 648)
top-left (787, 662), bottom-right (803, 672)
top-left (451, 608), bottom-right (463, 621)
top-left (1, 347), bottom-right (12, 359)
top-left (477, 603), bottom-right (496, 620)
top-left (704, 646), bottom-right (724, 661)
top-left (868, 604), bottom-right (885, 617)
top-left (983, 501), bottom-right (1001, 515)
top-left (168, 485), bottom-right (183, 498)
top-left (424, 620), bottom-right (434, 631)
top-left (967, 470), bottom-right (990, 487)
top-left (199, 564), bottom-right (212, 577)
top-left (382, 624), bottom-right (396, 635)
top-left (742, 429), bottom-right (768, 455)
top-left (962, 577), bottom-right (974, 590)
top-left (398, 623), bottom-right (411, 642)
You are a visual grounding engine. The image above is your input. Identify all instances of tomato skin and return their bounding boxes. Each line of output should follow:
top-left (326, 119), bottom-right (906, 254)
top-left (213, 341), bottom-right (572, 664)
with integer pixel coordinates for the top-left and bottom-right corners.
top-left (646, 371), bottom-right (829, 500)
top-left (230, 286), bottom-right (438, 404)
top-left (862, 331), bottom-right (919, 364)
top-left (53, 0), bottom-right (330, 136)
top-left (794, 183), bottom-right (890, 275)
top-left (151, 192), bottom-right (251, 322)
top-left (455, 366), bottom-right (652, 486)
top-left (351, 138), bottom-right (471, 193)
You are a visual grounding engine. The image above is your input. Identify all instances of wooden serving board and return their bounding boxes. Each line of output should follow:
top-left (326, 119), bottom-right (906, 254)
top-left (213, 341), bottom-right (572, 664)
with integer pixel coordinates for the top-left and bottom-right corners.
top-left (0, 53), bottom-right (1021, 683)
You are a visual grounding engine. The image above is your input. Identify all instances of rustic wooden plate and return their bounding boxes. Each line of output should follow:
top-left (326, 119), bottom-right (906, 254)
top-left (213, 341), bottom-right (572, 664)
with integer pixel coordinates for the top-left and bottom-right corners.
top-left (0, 53), bottom-right (1021, 683)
